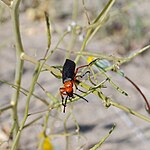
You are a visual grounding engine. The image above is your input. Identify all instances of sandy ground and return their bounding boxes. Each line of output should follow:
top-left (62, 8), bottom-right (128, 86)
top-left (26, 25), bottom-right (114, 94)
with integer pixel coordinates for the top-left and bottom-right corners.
top-left (0, 0), bottom-right (150, 150)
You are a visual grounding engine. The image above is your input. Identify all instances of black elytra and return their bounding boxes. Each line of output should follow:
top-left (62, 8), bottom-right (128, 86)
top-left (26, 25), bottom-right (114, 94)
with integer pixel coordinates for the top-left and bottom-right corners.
top-left (62, 59), bottom-right (76, 83)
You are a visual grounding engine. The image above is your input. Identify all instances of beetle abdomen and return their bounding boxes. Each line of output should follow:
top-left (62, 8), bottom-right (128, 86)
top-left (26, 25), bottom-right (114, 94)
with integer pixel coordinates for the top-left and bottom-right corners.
top-left (62, 59), bottom-right (76, 83)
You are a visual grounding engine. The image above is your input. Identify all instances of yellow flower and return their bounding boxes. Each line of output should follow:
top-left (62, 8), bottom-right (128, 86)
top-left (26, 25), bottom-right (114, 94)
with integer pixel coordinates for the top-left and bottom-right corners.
top-left (42, 137), bottom-right (53, 150)
top-left (87, 56), bottom-right (95, 64)
top-left (38, 132), bottom-right (54, 150)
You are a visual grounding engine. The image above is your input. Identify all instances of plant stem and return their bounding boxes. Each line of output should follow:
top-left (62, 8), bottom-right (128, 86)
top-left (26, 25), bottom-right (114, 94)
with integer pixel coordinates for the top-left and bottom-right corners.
top-left (0, 0), bottom-right (11, 6)
top-left (79, 82), bottom-right (150, 123)
top-left (10, 0), bottom-right (24, 148)
top-left (90, 124), bottom-right (116, 150)
top-left (20, 52), bottom-right (61, 78)
top-left (75, 0), bottom-right (115, 63)
top-left (11, 62), bottom-right (42, 150)
top-left (0, 79), bottom-right (49, 105)
top-left (0, 105), bottom-right (12, 114)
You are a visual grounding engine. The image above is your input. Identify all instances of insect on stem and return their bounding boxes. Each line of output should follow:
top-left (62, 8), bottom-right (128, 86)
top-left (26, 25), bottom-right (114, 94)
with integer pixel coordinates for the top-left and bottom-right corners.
top-left (60, 59), bottom-right (90, 113)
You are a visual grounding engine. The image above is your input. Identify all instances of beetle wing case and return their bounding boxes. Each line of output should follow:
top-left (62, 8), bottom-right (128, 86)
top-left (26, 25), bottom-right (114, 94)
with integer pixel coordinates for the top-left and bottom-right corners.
top-left (62, 59), bottom-right (76, 83)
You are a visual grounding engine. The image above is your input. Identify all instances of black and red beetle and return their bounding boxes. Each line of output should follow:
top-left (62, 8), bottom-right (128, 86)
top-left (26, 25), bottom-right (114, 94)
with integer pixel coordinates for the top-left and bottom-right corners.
top-left (60, 59), bottom-right (90, 112)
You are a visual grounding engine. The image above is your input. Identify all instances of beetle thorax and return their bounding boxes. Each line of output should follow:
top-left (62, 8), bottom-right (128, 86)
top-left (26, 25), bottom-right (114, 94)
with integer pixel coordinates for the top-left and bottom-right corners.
top-left (64, 80), bottom-right (73, 94)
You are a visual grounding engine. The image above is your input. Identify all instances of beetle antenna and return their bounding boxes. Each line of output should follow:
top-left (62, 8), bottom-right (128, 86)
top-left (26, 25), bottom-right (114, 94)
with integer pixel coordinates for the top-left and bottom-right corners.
top-left (73, 93), bottom-right (88, 102)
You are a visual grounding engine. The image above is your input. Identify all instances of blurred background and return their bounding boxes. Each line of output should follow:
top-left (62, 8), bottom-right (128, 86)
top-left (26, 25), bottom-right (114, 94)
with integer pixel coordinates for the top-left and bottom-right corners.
top-left (0, 0), bottom-right (150, 149)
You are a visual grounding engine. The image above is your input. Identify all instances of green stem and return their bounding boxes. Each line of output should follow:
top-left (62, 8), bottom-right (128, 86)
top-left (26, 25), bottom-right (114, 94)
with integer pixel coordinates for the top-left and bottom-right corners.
top-left (72, 0), bottom-right (78, 21)
top-left (75, 27), bottom-right (92, 63)
top-left (79, 82), bottom-right (150, 123)
top-left (75, 0), bottom-right (115, 63)
top-left (123, 45), bottom-right (150, 63)
top-left (64, 113), bottom-right (71, 150)
top-left (11, 62), bottom-right (42, 150)
top-left (20, 52), bottom-right (61, 78)
top-left (90, 124), bottom-right (116, 150)
top-left (0, 0), bottom-right (11, 6)
top-left (0, 79), bottom-right (49, 105)
top-left (23, 115), bottom-right (43, 129)
top-left (43, 111), bottom-right (51, 137)
top-left (10, 0), bottom-right (24, 148)
top-left (0, 105), bottom-right (12, 114)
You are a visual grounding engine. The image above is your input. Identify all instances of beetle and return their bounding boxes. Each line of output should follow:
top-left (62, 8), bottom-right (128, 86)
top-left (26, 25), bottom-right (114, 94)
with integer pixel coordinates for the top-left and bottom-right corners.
top-left (60, 59), bottom-right (90, 113)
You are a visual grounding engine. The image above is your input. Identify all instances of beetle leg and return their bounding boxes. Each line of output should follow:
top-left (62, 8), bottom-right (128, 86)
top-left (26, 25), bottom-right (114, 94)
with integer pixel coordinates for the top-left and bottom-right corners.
top-left (73, 92), bottom-right (88, 102)
top-left (73, 81), bottom-right (87, 93)
top-left (60, 87), bottom-right (65, 107)
top-left (74, 64), bottom-right (89, 78)
top-left (63, 95), bottom-right (69, 113)
top-left (74, 58), bottom-right (99, 80)
top-left (75, 70), bottom-right (90, 79)
top-left (60, 87), bottom-right (70, 113)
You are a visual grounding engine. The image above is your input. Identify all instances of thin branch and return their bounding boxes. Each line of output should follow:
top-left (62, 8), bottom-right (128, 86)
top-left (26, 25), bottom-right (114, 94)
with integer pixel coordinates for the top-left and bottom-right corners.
top-left (90, 123), bottom-right (116, 150)
top-left (11, 62), bottom-right (42, 150)
top-left (75, 0), bottom-right (115, 63)
top-left (9, 0), bottom-right (24, 148)
top-left (0, 0), bottom-right (11, 6)
top-left (0, 104), bottom-right (12, 115)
